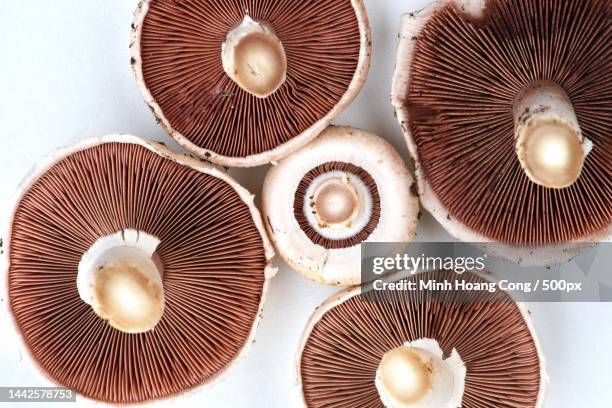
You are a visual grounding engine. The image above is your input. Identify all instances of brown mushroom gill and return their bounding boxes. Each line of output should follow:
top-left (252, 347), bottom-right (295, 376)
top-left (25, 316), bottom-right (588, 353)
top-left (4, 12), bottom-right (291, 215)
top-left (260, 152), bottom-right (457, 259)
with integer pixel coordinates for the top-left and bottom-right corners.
top-left (300, 271), bottom-right (542, 408)
top-left (139, 0), bottom-right (361, 158)
top-left (293, 162), bottom-right (381, 249)
top-left (403, 0), bottom-right (611, 244)
top-left (8, 143), bottom-right (267, 403)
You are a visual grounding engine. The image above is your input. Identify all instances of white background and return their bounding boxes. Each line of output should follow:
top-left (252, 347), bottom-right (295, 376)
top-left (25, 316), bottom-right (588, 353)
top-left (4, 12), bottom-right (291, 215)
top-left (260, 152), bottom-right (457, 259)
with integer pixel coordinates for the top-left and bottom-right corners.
top-left (0, 1), bottom-right (610, 407)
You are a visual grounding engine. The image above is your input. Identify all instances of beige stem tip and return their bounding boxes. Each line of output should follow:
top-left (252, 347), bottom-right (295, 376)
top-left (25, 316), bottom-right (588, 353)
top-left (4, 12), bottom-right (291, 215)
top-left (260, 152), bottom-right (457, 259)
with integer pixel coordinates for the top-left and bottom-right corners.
top-left (515, 81), bottom-right (591, 189)
top-left (313, 177), bottom-right (360, 227)
top-left (78, 230), bottom-right (165, 334)
top-left (222, 15), bottom-right (287, 98)
top-left (375, 339), bottom-right (466, 408)
top-left (378, 347), bottom-right (433, 405)
top-left (92, 259), bottom-right (164, 334)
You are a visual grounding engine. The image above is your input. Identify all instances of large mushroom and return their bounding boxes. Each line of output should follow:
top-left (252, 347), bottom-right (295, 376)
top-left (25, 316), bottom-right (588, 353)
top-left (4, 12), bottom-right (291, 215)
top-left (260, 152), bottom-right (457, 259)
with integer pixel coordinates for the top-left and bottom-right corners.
top-left (262, 126), bottom-right (419, 286)
top-left (131, 0), bottom-right (371, 167)
top-left (297, 270), bottom-right (548, 407)
top-left (391, 0), bottom-right (611, 265)
top-left (4, 135), bottom-right (275, 403)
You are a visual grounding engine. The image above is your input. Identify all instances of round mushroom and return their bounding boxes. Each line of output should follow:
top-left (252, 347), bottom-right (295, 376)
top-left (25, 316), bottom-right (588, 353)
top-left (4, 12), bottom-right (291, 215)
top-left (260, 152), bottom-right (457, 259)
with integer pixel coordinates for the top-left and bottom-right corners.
top-left (131, 0), bottom-right (371, 167)
top-left (4, 135), bottom-right (275, 403)
top-left (262, 126), bottom-right (419, 286)
top-left (297, 270), bottom-right (548, 407)
top-left (391, 0), bottom-right (611, 264)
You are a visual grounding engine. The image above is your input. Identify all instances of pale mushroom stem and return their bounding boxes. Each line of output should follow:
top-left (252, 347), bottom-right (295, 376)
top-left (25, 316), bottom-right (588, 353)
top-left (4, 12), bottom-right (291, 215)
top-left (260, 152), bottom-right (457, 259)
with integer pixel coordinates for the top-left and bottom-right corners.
top-left (77, 230), bottom-right (165, 334)
top-left (514, 81), bottom-right (592, 189)
top-left (313, 177), bottom-right (360, 227)
top-left (222, 15), bottom-right (287, 98)
top-left (375, 339), bottom-right (465, 408)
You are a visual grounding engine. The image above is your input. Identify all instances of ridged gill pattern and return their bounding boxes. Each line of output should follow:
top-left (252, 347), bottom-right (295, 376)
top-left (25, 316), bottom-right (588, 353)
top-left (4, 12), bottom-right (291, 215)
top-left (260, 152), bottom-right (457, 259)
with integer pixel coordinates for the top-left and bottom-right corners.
top-left (301, 271), bottom-right (542, 408)
top-left (403, 0), bottom-right (611, 244)
top-left (293, 162), bottom-right (381, 249)
top-left (8, 142), bottom-right (267, 403)
top-left (139, 0), bottom-right (361, 158)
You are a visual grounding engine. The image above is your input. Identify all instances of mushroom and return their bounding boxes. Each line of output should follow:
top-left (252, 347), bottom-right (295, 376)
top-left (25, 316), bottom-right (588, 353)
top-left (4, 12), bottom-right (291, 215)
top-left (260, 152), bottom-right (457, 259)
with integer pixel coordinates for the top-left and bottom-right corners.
top-left (297, 270), bottom-right (548, 407)
top-left (131, 0), bottom-right (371, 167)
top-left (262, 126), bottom-right (419, 286)
top-left (391, 0), bottom-right (611, 265)
top-left (4, 135), bottom-right (275, 403)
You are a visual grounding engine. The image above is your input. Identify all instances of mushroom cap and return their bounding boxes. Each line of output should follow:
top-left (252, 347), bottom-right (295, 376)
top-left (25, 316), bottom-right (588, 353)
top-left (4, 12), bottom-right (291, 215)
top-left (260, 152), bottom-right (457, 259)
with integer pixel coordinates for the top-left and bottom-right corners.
top-left (391, 0), bottom-right (611, 264)
top-left (131, 0), bottom-right (371, 167)
top-left (296, 270), bottom-right (548, 408)
top-left (3, 135), bottom-right (275, 404)
top-left (262, 126), bottom-right (419, 286)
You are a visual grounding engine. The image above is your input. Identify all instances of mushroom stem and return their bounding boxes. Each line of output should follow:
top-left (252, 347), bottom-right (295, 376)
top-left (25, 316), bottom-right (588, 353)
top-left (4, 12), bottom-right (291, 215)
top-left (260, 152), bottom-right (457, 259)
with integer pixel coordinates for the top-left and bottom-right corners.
top-left (301, 168), bottom-right (374, 242)
top-left (222, 15), bottom-right (287, 98)
top-left (77, 229), bottom-right (164, 334)
top-left (313, 177), bottom-right (360, 227)
top-left (375, 339), bottom-right (465, 408)
top-left (514, 81), bottom-right (591, 189)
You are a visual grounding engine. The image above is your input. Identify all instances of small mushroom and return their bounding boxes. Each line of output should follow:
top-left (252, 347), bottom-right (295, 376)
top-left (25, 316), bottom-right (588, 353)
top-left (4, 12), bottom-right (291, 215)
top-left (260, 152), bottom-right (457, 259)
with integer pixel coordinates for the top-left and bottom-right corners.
top-left (297, 270), bottom-right (548, 407)
top-left (5, 135), bottom-right (275, 403)
top-left (262, 126), bottom-right (419, 286)
top-left (391, 0), bottom-right (611, 264)
top-left (131, 0), bottom-right (371, 167)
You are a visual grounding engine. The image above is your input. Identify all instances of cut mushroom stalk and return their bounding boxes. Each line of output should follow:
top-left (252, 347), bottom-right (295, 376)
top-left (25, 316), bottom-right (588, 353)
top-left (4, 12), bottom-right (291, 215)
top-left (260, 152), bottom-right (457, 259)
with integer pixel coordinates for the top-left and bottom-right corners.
top-left (302, 168), bottom-right (376, 242)
top-left (514, 81), bottom-right (592, 189)
top-left (77, 229), bottom-right (164, 334)
top-left (375, 339), bottom-right (466, 408)
top-left (307, 171), bottom-right (373, 239)
top-left (313, 177), bottom-right (360, 228)
top-left (222, 15), bottom-right (287, 98)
